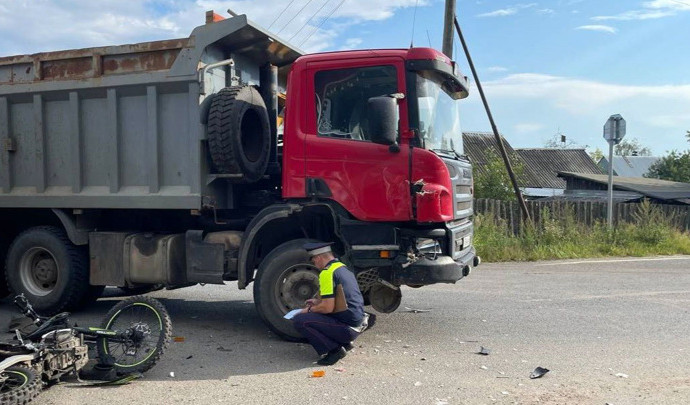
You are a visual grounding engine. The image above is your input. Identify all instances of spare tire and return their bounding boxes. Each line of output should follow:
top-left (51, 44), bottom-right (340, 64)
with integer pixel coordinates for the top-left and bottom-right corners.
top-left (207, 86), bottom-right (271, 182)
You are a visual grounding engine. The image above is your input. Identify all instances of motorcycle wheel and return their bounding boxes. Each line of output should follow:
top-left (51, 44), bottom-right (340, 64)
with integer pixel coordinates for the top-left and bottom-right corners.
top-left (0, 366), bottom-right (41, 405)
top-left (96, 295), bottom-right (172, 374)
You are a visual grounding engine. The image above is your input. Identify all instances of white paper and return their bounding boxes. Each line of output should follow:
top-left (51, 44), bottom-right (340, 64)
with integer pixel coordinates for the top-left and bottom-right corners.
top-left (283, 308), bottom-right (303, 320)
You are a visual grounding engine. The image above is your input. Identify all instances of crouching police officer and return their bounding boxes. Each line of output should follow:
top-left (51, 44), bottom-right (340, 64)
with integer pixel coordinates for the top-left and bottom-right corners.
top-left (292, 242), bottom-right (373, 366)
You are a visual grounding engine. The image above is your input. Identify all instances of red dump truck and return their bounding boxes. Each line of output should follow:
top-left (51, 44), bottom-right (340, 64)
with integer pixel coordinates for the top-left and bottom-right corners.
top-left (0, 13), bottom-right (479, 339)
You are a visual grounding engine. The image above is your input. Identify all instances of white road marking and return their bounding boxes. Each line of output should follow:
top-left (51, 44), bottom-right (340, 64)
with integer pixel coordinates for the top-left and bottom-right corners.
top-left (534, 256), bottom-right (690, 266)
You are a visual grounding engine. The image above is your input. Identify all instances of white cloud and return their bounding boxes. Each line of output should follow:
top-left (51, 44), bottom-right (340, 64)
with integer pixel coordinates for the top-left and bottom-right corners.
top-left (477, 3), bottom-right (536, 17)
top-left (0, 0), bottom-right (426, 55)
top-left (483, 73), bottom-right (690, 113)
top-left (478, 8), bottom-right (518, 17)
top-left (644, 0), bottom-right (690, 11)
top-left (592, 10), bottom-right (675, 21)
top-left (536, 8), bottom-right (555, 15)
top-left (461, 73), bottom-right (690, 152)
top-left (488, 66), bottom-right (509, 72)
top-left (514, 123), bottom-right (545, 133)
top-left (576, 25), bottom-right (618, 34)
top-left (339, 38), bottom-right (363, 50)
top-left (592, 0), bottom-right (690, 21)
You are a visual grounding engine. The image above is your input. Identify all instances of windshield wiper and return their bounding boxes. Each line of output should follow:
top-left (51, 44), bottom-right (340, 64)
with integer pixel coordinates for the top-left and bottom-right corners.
top-left (431, 148), bottom-right (462, 159)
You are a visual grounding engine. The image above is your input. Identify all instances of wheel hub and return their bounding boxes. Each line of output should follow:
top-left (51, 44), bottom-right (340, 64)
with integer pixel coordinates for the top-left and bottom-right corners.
top-left (19, 247), bottom-right (59, 296)
top-left (278, 266), bottom-right (319, 310)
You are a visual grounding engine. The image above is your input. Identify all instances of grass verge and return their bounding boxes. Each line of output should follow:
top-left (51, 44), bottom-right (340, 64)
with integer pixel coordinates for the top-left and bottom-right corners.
top-left (474, 200), bottom-right (690, 262)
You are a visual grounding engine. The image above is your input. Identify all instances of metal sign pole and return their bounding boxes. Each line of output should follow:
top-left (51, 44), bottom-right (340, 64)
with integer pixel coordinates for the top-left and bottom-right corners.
top-left (603, 114), bottom-right (625, 228)
top-left (607, 138), bottom-right (614, 227)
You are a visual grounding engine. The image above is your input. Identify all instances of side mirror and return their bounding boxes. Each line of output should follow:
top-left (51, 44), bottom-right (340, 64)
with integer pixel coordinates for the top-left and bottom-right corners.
top-left (367, 96), bottom-right (398, 146)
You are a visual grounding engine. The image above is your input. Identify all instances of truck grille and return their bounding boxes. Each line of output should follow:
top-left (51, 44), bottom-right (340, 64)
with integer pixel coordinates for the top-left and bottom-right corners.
top-left (445, 159), bottom-right (473, 220)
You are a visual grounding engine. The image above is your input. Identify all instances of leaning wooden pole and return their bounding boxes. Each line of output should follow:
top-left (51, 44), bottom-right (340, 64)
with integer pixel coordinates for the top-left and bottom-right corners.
top-left (453, 15), bottom-right (531, 223)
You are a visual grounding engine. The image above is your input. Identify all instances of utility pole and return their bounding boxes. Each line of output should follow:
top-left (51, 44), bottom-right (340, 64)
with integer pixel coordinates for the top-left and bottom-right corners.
top-left (453, 16), bottom-right (531, 223)
top-left (442, 0), bottom-right (456, 57)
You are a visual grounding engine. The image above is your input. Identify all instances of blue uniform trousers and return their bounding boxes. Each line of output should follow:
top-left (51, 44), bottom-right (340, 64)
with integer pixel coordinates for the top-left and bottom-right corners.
top-left (292, 313), bottom-right (359, 355)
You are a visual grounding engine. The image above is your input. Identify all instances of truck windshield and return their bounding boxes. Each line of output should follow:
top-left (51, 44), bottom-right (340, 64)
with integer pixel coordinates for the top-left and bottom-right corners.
top-left (415, 71), bottom-right (463, 156)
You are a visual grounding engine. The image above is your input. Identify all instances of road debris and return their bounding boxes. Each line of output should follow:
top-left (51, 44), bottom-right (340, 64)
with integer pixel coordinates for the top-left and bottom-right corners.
top-left (480, 365), bottom-right (488, 370)
top-left (186, 355), bottom-right (193, 360)
top-left (615, 373), bottom-right (629, 379)
top-left (169, 372), bottom-right (175, 378)
top-left (310, 370), bottom-right (326, 378)
top-left (173, 336), bottom-right (185, 343)
top-left (414, 381), bottom-right (423, 387)
top-left (477, 346), bottom-right (491, 356)
top-left (217, 346), bottom-right (233, 352)
top-left (529, 367), bottom-right (550, 379)
top-left (404, 307), bottom-right (431, 313)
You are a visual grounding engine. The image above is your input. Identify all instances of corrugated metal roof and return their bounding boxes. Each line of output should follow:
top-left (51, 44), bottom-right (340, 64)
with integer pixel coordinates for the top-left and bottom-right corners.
top-left (558, 171), bottom-right (690, 202)
top-left (514, 148), bottom-right (604, 189)
top-left (598, 156), bottom-right (660, 177)
top-left (462, 132), bottom-right (542, 188)
top-left (540, 189), bottom-right (643, 203)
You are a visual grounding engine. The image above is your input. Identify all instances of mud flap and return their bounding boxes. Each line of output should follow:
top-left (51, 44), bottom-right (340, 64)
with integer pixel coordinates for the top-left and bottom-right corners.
top-left (185, 231), bottom-right (224, 284)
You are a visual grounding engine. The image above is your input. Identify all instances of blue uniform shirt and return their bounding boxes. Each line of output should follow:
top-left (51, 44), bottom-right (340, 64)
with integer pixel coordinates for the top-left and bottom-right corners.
top-left (319, 259), bottom-right (364, 326)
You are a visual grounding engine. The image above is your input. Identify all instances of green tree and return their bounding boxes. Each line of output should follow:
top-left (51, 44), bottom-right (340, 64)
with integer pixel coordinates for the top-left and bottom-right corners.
top-left (474, 150), bottom-right (525, 201)
top-left (588, 147), bottom-right (604, 163)
top-left (645, 150), bottom-right (690, 182)
top-left (614, 138), bottom-right (652, 156)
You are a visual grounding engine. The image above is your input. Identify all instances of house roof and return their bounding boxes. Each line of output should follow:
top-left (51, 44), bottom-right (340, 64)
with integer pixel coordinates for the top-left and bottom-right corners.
top-left (514, 148), bottom-right (604, 189)
top-left (462, 132), bottom-right (553, 189)
top-left (598, 156), bottom-right (660, 177)
top-left (462, 132), bottom-right (537, 186)
top-left (558, 171), bottom-right (690, 203)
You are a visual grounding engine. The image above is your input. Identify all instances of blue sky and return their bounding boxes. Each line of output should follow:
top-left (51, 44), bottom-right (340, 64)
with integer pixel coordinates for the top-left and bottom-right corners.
top-left (1, 0), bottom-right (688, 154)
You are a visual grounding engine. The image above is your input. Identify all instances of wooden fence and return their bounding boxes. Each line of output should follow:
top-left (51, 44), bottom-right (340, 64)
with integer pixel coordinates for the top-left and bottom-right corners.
top-left (473, 198), bottom-right (690, 234)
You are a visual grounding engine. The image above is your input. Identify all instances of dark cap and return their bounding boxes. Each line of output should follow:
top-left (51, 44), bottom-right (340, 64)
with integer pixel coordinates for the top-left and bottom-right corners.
top-left (303, 241), bottom-right (334, 257)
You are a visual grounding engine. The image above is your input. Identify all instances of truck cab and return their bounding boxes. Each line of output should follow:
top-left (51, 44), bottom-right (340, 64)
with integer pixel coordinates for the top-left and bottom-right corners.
top-left (283, 48), bottom-right (476, 287)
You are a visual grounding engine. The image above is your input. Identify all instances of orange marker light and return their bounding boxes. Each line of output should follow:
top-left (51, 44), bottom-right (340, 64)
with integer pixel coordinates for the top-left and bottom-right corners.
top-left (379, 250), bottom-right (391, 258)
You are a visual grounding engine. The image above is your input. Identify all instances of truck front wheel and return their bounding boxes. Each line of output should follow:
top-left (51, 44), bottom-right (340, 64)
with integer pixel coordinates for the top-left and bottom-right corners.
top-left (5, 226), bottom-right (90, 315)
top-left (253, 239), bottom-right (319, 341)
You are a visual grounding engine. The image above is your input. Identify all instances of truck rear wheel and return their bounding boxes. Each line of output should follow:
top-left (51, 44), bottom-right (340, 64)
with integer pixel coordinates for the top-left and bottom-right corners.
top-left (207, 86), bottom-right (271, 182)
top-left (5, 226), bottom-right (90, 315)
top-left (0, 233), bottom-right (10, 298)
top-left (253, 239), bottom-right (319, 341)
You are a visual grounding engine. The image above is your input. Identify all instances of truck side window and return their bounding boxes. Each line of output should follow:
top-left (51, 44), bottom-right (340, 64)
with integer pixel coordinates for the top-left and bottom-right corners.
top-left (314, 65), bottom-right (398, 141)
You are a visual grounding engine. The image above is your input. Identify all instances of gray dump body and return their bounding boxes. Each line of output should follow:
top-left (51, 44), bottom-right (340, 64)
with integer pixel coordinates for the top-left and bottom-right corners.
top-left (0, 15), bottom-right (301, 210)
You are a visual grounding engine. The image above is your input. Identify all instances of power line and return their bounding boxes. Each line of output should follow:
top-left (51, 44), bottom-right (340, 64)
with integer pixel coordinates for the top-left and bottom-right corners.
top-left (299, 0), bottom-right (346, 47)
top-left (268, 0), bottom-right (296, 30)
top-left (289, 0), bottom-right (331, 42)
top-left (277, 0), bottom-right (315, 35)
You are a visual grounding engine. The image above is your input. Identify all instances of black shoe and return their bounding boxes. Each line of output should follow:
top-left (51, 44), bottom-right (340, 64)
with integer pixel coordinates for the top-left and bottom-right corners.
top-left (343, 342), bottom-right (354, 351)
top-left (317, 347), bottom-right (347, 366)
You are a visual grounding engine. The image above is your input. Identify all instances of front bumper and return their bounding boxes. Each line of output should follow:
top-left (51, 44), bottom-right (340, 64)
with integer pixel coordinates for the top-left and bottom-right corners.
top-left (392, 246), bottom-right (476, 286)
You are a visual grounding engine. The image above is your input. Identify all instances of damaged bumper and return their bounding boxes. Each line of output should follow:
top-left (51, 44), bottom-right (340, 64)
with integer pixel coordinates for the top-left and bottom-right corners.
top-left (393, 246), bottom-right (477, 286)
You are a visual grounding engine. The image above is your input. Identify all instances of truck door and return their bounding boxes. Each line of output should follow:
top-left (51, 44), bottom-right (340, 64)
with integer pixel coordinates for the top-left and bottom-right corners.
top-left (304, 59), bottom-right (412, 222)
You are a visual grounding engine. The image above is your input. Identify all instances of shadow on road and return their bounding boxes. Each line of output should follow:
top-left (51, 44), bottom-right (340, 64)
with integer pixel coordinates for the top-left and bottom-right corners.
top-left (0, 290), bottom-right (341, 382)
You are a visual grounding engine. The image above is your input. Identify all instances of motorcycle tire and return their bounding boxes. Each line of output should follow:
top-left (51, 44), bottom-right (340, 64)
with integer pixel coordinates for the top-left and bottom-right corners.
top-left (0, 366), bottom-right (41, 405)
top-left (96, 295), bottom-right (172, 375)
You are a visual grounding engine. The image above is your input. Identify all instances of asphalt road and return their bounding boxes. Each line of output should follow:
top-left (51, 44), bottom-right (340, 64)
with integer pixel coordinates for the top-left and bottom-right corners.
top-left (1, 256), bottom-right (689, 405)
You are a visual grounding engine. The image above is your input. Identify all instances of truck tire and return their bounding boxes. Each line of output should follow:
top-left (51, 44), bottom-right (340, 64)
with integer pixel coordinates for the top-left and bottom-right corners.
top-left (253, 239), bottom-right (319, 341)
top-left (0, 233), bottom-right (10, 298)
top-left (5, 226), bottom-right (90, 315)
top-left (207, 86), bottom-right (271, 182)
